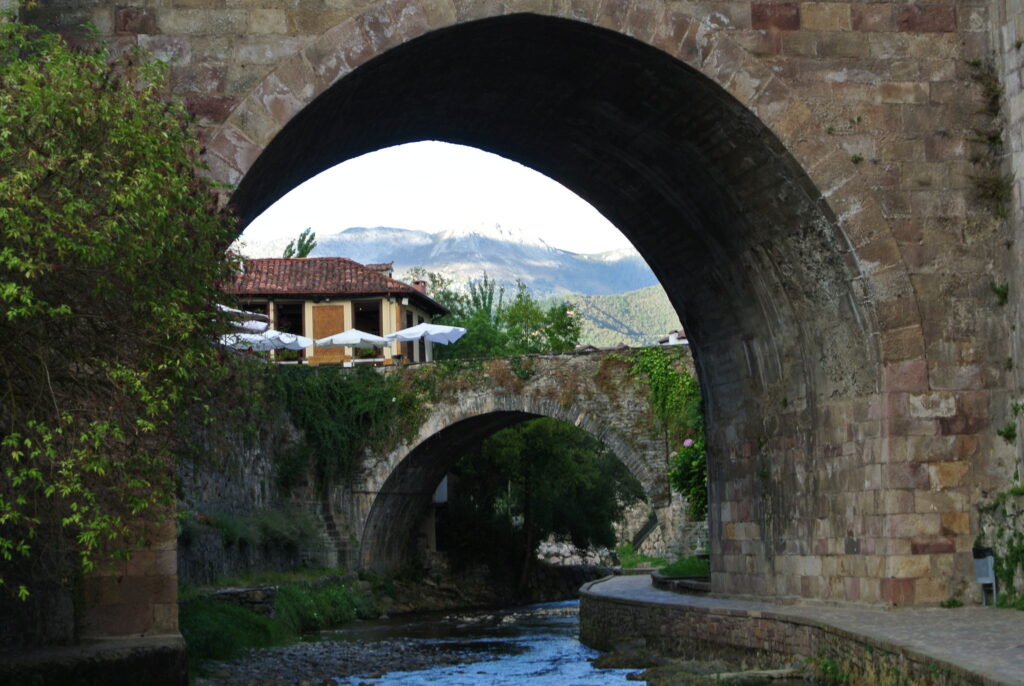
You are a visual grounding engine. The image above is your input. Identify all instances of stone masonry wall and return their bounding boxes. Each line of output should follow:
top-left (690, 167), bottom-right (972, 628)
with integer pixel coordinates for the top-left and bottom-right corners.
top-left (176, 409), bottom-right (338, 584)
top-left (991, 0), bottom-right (1024, 491)
top-left (22, 0), bottom-right (1023, 606)
top-left (579, 590), bottom-right (996, 685)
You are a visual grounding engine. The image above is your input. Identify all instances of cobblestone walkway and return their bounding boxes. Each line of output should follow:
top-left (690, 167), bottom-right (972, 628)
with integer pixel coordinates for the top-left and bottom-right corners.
top-left (586, 575), bottom-right (1024, 685)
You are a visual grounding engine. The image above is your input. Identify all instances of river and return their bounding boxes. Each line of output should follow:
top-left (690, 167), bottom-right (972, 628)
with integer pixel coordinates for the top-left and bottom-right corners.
top-left (196, 599), bottom-right (809, 685)
top-left (324, 600), bottom-right (636, 685)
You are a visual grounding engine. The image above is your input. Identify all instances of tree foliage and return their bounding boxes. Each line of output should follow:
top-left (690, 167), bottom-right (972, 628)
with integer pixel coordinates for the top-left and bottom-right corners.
top-left (0, 21), bottom-right (238, 599)
top-left (408, 270), bottom-right (582, 358)
top-left (628, 348), bottom-right (707, 520)
top-left (440, 418), bottom-right (644, 584)
top-left (271, 365), bottom-right (423, 491)
top-left (282, 228), bottom-right (316, 258)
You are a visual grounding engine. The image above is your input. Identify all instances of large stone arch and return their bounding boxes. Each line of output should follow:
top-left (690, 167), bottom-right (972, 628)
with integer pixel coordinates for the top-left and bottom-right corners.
top-left (26, 0), bottom-right (1006, 610)
top-left (208, 4), bottom-right (932, 604)
top-left (197, 4), bottom-right (983, 606)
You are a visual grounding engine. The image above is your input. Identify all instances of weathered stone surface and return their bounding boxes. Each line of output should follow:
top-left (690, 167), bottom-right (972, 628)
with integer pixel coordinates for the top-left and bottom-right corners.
top-left (24, 0), bottom-right (1020, 615)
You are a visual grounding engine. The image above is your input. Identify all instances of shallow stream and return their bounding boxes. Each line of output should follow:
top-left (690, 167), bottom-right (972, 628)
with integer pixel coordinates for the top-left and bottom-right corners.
top-left (198, 599), bottom-right (809, 685)
top-left (324, 600), bottom-right (636, 685)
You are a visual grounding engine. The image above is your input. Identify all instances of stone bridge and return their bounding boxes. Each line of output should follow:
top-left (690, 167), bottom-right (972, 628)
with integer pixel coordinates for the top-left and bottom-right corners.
top-left (22, 0), bottom-right (1024, 644)
top-left (337, 350), bottom-right (686, 572)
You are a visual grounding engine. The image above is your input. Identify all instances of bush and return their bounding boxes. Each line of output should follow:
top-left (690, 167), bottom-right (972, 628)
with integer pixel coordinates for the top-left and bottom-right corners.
top-left (615, 543), bottom-right (667, 569)
top-left (0, 18), bottom-right (238, 599)
top-left (179, 597), bottom-right (287, 664)
top-left (658, 556), bottom-right (709, 578)
top-left (179, 581), bottom-right (377, 671)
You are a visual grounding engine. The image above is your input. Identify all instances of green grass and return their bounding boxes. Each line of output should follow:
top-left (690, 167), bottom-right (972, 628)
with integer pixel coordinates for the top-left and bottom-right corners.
top-left (615, 543), bottom-right (667, 569)
top-left (179, 596), bottom-right (289, 664)
top-left (209, 567), bottom-right (341, 588)
top-left (658, 555), bottom-right (709, 577)
top-left (179, 580), bottom-right (378, 672)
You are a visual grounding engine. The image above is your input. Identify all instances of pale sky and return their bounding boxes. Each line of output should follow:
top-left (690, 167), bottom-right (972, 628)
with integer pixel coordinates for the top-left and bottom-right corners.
top-left (241, 141), bottom-right (633, 255)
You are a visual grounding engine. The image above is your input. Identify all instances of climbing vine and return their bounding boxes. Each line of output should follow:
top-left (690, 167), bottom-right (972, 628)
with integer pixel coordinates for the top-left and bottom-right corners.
top-left (628, 348), bottom-right (708, 519)
top-left (977, 481), bottom-right (1024, 608)
top-left (271, 366), bottom-right (425, 491)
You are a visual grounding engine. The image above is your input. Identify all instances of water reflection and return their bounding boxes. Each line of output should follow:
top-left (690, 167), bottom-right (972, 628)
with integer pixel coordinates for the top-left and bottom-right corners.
top-left (327, 600), bottom-right (636, 685)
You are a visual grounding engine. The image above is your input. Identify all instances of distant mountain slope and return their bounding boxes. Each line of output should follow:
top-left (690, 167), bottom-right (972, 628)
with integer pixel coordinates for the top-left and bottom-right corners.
top-left (236, 225), bottom-right (658, 298)
top-left (560, 286), bottom-right (682, 348)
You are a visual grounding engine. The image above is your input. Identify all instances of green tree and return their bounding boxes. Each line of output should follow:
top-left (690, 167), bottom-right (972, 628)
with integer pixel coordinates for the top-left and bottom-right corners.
top-left (0, 20), bottom-right (238, 601)
top-left (408, 270), bottom-right (582, 358)
top-left (282, 227), bottom-right (316, 258)
top-left (442, 418), bottom-right (643, 587)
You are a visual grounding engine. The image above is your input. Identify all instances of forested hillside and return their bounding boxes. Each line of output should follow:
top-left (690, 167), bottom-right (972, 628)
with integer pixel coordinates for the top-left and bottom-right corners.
top-left (560, 286), bottom-right (682, 347)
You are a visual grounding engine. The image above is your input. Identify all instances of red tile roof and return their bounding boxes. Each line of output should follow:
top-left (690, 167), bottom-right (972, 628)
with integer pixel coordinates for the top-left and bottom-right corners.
top-left (223, 258), bottom-right (447, 315)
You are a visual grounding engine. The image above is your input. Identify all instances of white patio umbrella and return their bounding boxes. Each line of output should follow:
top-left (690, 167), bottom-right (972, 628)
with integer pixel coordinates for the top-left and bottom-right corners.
top-left (219, 329), bottom-right (313, 351)
top-left (315, 328), bottom-right (389, 349)
top-left (274, 332), bottom-right (315, 350)
top-left (233, 319), bottom-right (269, 333)
top-left (217, 303), bottom-right (269, 322)
top-left (385, 322), bottom-right (467, 345)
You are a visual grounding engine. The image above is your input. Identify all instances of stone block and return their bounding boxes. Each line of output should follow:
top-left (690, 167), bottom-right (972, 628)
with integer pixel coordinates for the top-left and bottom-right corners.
top-left (801, 3), bottom-right (850, 31)
top-left (152, 602), bottom-right (179, 634)
top-left (751, 2), bottom-right (800, 31)
top-left (115, 7), bottom-right (158, 35)
top-left (914, 576), bottom-right (951, 604)
top-left (206, 124), bottom-right (262, 175)
top-left (927, 363), bottom-right (985, 391)
top-left (880, 82), bottom-right (930, 105)
top-left (886, 554), bottom-right (931, 578)
top-left (126, 549), bottom-right (178, 577)
top-left (880, 577), bottom-right (915, 604)
top-left (159, 9), bottom-right (248, 35)
top-left (80, 602), bottom-right (155, 638)
top-left (879, 488), bottom-right (915, 514)
top-left (138, 35), bottom-right (191, 65)
top-left (880, 325), bottom-right (925, 362)
top-left (186, 95), bottom-right (239, 125)
top-left (883, 361), bottom-right (928, 392)
top-left (170, 64), bottom-right (225, 95)
top-left (896, 5), bottom-right (957, 33)
top-left (819, 32), bottom-right (875, 58)
top-left (852, 3), bottom-right (893, 32)
top-left (248, 9), bottom-right (288, 34)
top-left (886, 513), bottom-right (941, 537)
top-left (915, 489), bottom-right (966, 513)
top-left (940, 511), bottom-right (970, 535)
top-left (887, 462), bottom-right (930, 490)
top-left (908, 392), bottom-right (956, 419)
top-left (910, 537), bottom-right (955, 555)
top-left (928, 461), bottom-right (971, 489)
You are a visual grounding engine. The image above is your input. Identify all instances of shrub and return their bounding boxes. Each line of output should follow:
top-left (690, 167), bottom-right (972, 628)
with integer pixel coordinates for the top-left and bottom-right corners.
top-left (615, 543), bottom-right (667, 569)
top-left (179, 597), bottom-right (287, 664)
top-left (0, 17), bottom-right (238, 600)
top-left (658, 556), bottom-right (709, 578)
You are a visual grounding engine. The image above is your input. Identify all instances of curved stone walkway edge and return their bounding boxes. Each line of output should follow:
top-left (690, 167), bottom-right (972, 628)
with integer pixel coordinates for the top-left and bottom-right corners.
top-left (579, 575), bottom-right (1024, 686)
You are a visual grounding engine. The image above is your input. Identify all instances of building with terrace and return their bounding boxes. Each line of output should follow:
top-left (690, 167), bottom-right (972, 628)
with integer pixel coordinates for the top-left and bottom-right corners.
top-left (223, 257), bottom-right (448, 365)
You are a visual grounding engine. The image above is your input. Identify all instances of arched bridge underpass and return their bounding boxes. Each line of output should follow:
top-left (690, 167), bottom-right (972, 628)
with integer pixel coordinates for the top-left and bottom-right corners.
top-left (29, 2), bottom-right (1020, 643)
top-left (325, 348), bottom-right (690, 573)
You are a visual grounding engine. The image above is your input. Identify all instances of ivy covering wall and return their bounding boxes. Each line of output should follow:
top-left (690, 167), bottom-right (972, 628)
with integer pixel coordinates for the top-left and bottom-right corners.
top-left (977, 485), bottom-right (1024, 607)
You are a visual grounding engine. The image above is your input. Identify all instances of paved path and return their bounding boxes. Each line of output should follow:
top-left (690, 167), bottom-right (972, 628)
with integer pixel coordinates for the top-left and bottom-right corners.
top-left (585, 575), bottom-right (1024, 685)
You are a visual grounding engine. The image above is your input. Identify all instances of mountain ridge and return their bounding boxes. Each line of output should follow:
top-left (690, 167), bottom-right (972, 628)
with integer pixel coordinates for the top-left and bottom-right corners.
top-left (235, 225), bottom-right (681, 345)
top-left (236, 225), bottom-right (657, 298)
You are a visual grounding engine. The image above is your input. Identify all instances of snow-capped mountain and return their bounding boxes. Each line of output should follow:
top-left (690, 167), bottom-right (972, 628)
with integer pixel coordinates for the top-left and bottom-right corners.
top-left (236, 225), bottom-right (659, 297)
